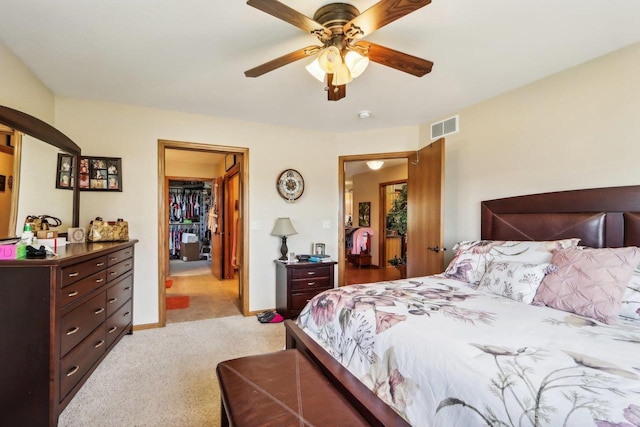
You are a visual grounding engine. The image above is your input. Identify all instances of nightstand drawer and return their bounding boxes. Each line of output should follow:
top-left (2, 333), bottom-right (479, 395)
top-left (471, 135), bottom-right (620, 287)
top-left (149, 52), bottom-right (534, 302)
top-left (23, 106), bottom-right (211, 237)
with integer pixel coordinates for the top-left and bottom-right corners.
top-left (291, 290), bottom-right (327, 312)
top-left (291, 277), bottom-right (330, 291)
top-left (291, 265), bottom-right (331, 280)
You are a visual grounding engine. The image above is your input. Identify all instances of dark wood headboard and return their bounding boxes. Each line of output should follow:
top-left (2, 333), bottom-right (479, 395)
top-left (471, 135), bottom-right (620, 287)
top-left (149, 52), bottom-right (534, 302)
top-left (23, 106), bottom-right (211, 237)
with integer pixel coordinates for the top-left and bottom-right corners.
top-left (481, 185), bottom-right (640, 248)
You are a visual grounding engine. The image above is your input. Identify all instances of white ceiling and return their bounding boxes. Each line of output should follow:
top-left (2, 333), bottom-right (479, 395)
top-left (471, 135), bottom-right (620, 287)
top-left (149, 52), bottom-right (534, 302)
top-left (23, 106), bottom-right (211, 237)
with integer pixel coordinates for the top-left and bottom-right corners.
top-left (1, 1), bottom-right (638, 133)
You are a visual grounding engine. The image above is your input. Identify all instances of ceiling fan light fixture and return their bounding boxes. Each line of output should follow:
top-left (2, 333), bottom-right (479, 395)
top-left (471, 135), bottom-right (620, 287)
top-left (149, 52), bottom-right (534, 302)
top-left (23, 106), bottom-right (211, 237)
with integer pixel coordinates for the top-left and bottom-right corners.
top-left (317, 46), bottom-right (342, 74)
top-left (305, 58), bottom-right (325, 82)
top-left (333, 63), bottom-right (352, 86)
top-left (367, 160), bottom-right (384, 170)
top-left (344, 50), bottom-right (369, 78)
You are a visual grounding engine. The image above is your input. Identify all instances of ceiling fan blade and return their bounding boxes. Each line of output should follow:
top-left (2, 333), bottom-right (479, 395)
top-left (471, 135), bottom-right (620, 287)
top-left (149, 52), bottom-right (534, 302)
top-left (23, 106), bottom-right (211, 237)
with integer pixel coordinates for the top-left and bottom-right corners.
top-left (327, 74), bottom-right (346, 101)
top-left (245, 46), bottom-right (320, 78)
top-left (247, 0), bottom-right (329, 36)
top-left (344, 0), bottom-right (431, 37)
top-left (354, 41), bottom-right (433, 77)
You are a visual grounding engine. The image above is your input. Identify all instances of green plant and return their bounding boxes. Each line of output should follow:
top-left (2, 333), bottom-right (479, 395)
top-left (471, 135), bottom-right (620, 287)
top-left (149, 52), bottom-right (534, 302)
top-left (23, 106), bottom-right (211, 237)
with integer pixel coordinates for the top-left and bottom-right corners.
top-left (386, 184), bottom-right (407, 236)
top-left (388, 255), bottom-right (406, 267)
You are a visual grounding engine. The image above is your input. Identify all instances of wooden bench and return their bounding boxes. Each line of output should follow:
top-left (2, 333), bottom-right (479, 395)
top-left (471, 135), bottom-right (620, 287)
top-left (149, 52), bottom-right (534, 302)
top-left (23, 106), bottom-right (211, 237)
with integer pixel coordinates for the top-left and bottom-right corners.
top-left (216, 349), bottom-right (369, 426)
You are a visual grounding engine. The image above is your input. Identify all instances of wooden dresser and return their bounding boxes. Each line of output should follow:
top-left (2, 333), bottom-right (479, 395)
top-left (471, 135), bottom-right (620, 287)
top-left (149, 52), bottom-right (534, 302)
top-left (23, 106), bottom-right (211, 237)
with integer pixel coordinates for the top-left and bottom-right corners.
top-left (0, 240), bottom-right (137, 426)
top-left (275, 260), bottom-right (337, 319)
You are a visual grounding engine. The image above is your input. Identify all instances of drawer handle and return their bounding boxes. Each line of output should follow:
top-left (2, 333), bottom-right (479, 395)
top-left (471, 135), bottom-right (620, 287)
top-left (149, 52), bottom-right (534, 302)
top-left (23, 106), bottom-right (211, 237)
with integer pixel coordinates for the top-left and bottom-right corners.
top-left (67, 326), bottom-right (80, 336)
top-left (96, 278), bottom-right (104, 283)
top-left (110, 271), bottom-right (117, 276)
top-left (95, 340), bottom-right (105, 348)
top-left (124, 311), bottom-right (131, 317)
top-left (307, 282), bottom-right (316, 286)
top-left (66, 366), bottom-right (79, 377)
top-left (125, 251), bottom-right (131, 255)
top-left (68, 291), bottom-right (79, 297)
top-left (124, 287), bottom-right (131, 291)
top-left (109, 298), bottom-right (118, 304)
top-left (109, 257), bottom-right (117, 261)
top-left (96, 262), bottom-right (105, 267)
top-left (68, 272), bottom-right (79, 277)
top-left (94, 307), bottom-right (105, 315)
top-left (307, 272), bottom-right (316, 275)
top-left (108, 326), bottom-right (118, 334)
top-left (125, 263), bottom-right (131, 268)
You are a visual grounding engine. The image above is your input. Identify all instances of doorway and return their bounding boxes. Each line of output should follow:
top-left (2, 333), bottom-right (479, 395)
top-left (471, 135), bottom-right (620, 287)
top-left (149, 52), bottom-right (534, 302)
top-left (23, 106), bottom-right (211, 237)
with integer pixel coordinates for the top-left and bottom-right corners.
top-left (339, 140), bottom-right (445, 286)
top-left (157, 140), bottom-right (249, 327)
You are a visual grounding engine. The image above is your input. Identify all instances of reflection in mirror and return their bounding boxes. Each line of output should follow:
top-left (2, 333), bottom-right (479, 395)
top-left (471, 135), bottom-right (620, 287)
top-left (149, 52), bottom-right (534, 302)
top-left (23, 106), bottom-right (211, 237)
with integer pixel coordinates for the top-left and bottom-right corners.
top-left (0, 106), bottom-right (81, 240)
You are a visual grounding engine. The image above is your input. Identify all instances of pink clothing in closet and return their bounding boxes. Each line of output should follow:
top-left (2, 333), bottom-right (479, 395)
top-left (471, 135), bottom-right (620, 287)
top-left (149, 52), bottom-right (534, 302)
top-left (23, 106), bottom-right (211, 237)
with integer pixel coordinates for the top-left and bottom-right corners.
top-left (351, 228), bottom-right (374, 255)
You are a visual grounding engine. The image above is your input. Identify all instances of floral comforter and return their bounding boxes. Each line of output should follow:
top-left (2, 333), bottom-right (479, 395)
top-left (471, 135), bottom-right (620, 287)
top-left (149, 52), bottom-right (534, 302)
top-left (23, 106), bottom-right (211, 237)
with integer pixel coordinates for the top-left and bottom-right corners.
top-left (296, 276), bottom-right (640, 427)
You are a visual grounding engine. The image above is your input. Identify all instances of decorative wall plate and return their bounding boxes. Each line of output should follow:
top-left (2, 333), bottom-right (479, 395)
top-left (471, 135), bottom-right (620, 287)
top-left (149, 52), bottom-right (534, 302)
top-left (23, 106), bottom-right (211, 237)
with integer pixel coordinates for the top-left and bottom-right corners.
top-left (276, 169), bottom-right (304, 202)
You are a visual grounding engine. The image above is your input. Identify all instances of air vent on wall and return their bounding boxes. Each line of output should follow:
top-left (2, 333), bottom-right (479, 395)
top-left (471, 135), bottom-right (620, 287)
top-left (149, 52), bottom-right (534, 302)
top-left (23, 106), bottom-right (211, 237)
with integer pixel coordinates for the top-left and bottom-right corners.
top-left (431, 115), bottom-right (459, 140)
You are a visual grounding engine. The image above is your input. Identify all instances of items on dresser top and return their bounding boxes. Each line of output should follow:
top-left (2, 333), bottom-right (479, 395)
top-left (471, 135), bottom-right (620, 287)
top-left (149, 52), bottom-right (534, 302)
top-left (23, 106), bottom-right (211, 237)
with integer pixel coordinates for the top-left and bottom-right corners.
top-left (87, 217), bottom-right (129, 242)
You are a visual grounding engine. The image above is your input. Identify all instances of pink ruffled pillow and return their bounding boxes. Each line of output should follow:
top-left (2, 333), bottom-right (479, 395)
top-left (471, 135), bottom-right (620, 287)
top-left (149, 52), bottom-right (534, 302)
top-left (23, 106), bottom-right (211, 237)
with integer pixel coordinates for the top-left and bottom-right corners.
top-left (533, 247), bottom-right (640, 324)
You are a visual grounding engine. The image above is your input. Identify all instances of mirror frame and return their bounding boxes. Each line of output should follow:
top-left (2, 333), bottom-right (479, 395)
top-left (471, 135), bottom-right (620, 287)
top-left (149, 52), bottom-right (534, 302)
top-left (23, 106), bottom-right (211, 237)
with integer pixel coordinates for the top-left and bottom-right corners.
top-left (0, 105), bottom-right (81, 231)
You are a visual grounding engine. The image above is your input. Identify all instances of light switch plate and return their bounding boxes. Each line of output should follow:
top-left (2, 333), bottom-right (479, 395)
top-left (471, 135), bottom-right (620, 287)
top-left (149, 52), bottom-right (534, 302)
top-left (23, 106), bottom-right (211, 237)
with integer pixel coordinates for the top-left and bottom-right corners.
top-left (322, 220), bottom-right (331, 229)
top-left (250, 221), bottom-right (261, 230)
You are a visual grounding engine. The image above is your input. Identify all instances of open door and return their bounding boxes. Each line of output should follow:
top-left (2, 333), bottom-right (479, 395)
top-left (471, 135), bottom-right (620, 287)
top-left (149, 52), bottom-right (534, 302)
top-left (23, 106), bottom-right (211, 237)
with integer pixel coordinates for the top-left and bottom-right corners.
top-left (407, 138), bottom-right (445, 277)
top-left (211, 177), bottom-right (223, 279)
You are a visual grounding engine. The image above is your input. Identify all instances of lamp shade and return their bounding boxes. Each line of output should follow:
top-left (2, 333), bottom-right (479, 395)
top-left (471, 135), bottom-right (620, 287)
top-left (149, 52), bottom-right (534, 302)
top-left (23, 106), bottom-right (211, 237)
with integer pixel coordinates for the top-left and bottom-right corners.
top-left (305, 58), bottom-right (325, 82)
top-left (317, 46), bottom-right (342, 74)
top-left (271, 217), bottom-right (297, 237)
top-left (344, 50), bottom-right (369, 78)
top-left (332, 63), bottom-right (352, 86)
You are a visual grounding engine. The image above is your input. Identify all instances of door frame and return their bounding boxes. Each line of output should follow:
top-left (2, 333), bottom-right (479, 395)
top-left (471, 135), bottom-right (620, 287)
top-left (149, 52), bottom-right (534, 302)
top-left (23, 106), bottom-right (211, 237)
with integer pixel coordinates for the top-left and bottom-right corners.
top-left (157, 140), bottom-right (250, 326)
top-left (338, 151), bottom-right (414, 286)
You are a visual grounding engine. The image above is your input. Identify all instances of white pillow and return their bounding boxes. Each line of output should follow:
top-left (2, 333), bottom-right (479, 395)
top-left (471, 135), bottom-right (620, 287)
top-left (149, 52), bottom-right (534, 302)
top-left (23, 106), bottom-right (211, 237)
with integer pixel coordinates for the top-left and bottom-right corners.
top-left (478, 261), bottom-right (550, 304)
top-left (443, 239), bottom-right (579, 285)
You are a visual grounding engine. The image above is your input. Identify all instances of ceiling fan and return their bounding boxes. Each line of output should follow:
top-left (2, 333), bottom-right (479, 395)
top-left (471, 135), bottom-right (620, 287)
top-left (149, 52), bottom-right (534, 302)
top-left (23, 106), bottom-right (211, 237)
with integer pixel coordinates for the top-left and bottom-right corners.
top-left (245, 0), bottom-right (434, 101)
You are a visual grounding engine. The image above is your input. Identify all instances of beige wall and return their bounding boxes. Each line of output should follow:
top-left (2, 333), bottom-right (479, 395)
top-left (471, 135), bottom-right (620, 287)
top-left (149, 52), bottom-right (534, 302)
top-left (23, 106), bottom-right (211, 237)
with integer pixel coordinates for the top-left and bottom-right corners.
top-left (53, 98), bottom-right (419, 325)
top-left (3, 38), bottom-right (638, 325)
top-left (419, 42), bottom-right (640, 262)
top-left (352, 163), bottom-right (408, 265)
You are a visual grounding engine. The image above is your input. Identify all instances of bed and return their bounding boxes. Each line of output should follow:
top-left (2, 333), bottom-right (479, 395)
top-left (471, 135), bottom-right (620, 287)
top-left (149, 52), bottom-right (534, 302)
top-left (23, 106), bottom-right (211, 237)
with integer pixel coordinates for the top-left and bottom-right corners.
top-left (284, 185), bottom-right (640, 427)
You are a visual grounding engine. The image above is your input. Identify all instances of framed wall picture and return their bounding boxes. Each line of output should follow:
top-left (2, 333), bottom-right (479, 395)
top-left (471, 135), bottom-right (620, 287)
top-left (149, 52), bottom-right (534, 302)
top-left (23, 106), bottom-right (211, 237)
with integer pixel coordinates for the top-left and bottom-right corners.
top-left (358, 202), bottom-right (371, 226)
top-left (57, 154), bottom-right (122, 191)
top-left (56, 153), bottom-right (74, 189)
top-left (225, 154), bottom-right (236, 171)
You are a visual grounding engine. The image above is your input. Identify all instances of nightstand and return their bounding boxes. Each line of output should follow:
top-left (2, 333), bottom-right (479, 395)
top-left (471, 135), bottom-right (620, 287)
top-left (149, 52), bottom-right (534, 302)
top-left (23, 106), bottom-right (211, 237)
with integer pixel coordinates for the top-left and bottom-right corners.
top-left (275, 260), bottom-right (337, 319)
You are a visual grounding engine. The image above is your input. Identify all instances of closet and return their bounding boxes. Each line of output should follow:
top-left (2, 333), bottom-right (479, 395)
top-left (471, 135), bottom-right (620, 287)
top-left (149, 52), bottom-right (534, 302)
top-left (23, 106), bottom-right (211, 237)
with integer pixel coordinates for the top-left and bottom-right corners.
top-left (168, 180), bottom-right (212, 260)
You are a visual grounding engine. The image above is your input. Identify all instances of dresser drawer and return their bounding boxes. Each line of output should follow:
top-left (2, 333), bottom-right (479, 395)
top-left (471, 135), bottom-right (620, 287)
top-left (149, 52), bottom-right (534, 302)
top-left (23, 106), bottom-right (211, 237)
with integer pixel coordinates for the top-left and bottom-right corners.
top-left (59, 271), bottom-right (107, 308)
top-left (107, 299), bottom-right (132, 347)
top-left (59, 323), bottom-right (106, 400)
top-left (106, 258), bottom-right (133, 282)
top-left (61, 255), bottom-right (108, 287)
top-left (107, 247), bottom-right (134, 266)
top-left (291, 276), bottom-right (331, 291)
top-left (107, 274), bottom-right (133, 316)
top-left (60, 292), bottom-right (106, 356)
top-left (291, 290), bottom-right (327, 313)
top-left (291, 265), bottom-right (331, 280)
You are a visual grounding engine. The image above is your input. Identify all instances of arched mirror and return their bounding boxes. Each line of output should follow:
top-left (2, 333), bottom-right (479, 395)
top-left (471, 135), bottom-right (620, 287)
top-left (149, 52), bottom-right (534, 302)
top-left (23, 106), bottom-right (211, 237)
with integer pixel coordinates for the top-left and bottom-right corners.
top-left (0, 106), bottom-right (80, 240)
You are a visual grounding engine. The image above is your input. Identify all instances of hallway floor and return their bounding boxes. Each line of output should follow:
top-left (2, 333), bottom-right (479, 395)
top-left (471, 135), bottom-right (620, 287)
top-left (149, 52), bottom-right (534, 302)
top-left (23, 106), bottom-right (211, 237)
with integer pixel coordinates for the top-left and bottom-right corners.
top-left (167, 259), bottom-right (240, 324)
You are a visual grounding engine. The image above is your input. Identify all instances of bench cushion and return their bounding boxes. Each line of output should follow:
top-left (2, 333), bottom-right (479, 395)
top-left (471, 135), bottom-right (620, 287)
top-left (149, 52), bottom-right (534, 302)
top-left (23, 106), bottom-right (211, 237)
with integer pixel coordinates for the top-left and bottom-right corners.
top-left (216, 349), bottom-right (369, 426)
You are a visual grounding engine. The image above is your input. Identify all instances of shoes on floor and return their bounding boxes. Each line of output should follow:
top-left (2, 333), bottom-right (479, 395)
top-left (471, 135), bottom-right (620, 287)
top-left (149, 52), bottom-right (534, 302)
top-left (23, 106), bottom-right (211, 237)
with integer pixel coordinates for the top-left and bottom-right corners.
top-left (257, 311), bottom-right (284, 323)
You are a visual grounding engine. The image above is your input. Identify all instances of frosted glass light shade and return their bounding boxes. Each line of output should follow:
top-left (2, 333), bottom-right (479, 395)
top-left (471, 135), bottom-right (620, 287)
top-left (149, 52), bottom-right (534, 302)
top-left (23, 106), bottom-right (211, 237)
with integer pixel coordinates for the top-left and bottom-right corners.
top-left (332, 63), bottom-right (352, 86)
top-left (317, 46), bottom-right (342, 74)
top-left (305, 58), bottom-right (325, 82)
top-left (344, 50), bottom-right (369, 78)
top-left (366, 160), bottom-right (384, 170)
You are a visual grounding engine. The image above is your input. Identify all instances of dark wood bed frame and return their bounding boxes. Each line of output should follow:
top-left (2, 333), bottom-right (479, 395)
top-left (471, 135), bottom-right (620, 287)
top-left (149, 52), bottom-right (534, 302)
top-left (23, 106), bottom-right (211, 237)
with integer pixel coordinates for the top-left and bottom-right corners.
top-left (284, 184), bottom-right (640, 426)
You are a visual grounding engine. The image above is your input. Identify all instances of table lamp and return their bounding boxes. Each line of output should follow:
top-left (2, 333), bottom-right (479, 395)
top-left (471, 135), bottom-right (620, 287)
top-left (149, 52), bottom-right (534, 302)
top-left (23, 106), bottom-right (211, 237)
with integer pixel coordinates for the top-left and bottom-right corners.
top-left (271, 217), bottom-right (297, 261)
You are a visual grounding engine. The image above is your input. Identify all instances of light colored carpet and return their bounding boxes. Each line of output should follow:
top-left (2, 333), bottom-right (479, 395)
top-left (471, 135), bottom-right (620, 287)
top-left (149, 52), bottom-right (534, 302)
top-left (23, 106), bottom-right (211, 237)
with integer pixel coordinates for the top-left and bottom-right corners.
top-left (170, 259), bottom-right (212, 276)
top-left (167, 275), bottom-right (241, 324)
top-left (58, 315), bottom-right (285, 427)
